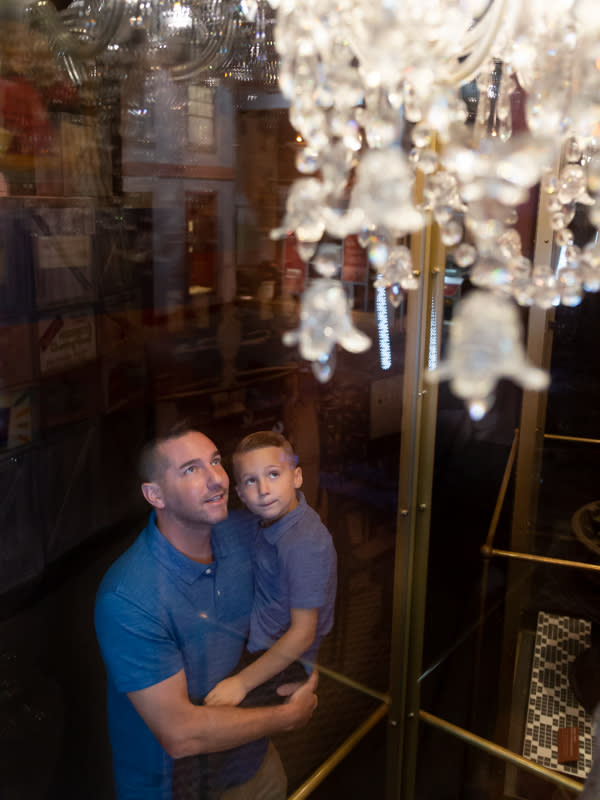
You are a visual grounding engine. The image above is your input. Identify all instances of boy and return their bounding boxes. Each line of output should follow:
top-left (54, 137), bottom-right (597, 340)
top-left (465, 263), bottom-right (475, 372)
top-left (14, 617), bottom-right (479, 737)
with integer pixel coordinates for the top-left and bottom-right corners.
top-left (205, 430), bottom-right (337, 708)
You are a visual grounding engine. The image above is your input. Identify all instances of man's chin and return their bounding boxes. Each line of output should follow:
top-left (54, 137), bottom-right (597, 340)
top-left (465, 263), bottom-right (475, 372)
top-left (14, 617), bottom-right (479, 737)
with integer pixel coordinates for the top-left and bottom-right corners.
top-left (210, 505), bottom-right (229, 523)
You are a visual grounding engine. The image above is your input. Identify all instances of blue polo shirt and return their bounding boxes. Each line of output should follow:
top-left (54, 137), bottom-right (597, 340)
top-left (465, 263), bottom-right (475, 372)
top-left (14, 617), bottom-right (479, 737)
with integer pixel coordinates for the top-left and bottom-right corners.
top-left (94, 511), bottom-right (267, 800)
top-left (248, 492), bottom-right (337, 665)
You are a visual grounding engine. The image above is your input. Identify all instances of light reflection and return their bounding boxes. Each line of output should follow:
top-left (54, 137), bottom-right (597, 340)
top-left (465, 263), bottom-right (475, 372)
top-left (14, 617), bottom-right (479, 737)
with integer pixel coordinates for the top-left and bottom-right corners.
top-left (376, 285), bottom-right (392, 371)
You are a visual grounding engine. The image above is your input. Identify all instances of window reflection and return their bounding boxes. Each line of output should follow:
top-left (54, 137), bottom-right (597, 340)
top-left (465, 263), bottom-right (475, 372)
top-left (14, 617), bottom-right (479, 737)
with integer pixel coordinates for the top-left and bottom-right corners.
top-left (0, 11), bottom-right (397, 799)
top-left (1, 5), bottom-right (599, 800)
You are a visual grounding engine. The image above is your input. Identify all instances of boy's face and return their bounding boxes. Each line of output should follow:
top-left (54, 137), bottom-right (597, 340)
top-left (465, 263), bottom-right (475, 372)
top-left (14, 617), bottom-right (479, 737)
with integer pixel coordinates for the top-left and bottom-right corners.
top-left (235, 446), bottom-right (302, 524)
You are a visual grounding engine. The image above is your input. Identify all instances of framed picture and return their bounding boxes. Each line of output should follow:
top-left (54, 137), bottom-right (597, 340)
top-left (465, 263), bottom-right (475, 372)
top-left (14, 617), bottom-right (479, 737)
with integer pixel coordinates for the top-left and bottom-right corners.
top-left (29, 204), bottom-right (96, 309)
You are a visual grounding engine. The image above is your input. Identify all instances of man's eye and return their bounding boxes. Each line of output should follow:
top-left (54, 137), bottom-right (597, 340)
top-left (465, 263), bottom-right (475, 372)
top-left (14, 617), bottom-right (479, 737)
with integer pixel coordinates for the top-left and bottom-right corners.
top-left (184, 466), bottom-right (196, 474)
top-left (211, 457), bottom-right (221, 466)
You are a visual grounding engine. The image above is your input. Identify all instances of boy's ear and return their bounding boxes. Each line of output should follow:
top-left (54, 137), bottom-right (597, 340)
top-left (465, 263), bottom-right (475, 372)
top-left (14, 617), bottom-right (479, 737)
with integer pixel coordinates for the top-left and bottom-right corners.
top-left (293, 466), bottom-right (303, 489)
top-left (141, 481), bottom-right (165, 509)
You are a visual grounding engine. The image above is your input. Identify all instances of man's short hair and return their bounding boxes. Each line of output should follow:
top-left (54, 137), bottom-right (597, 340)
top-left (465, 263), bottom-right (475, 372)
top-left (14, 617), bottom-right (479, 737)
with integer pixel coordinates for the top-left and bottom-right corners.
top-left (138, 420), bottom-right (196, 483)
top-left (233, 431), bottom-right (297, 480)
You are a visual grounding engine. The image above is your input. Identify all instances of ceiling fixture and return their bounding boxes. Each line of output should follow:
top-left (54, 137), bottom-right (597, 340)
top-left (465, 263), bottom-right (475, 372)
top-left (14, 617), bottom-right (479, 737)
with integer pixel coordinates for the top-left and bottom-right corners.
top-left (266, 0), bottom-right (600, 415)
top-left (24, 0), bottom-right (600, 416)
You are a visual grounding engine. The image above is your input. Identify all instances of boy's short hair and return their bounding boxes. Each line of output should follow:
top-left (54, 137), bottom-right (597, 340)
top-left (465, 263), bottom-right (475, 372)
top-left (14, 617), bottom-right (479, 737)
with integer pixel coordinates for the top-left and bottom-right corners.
top-left (233, 431), bottom-right (297, 480)
top-left (138, 419), bottom-right (195, 483)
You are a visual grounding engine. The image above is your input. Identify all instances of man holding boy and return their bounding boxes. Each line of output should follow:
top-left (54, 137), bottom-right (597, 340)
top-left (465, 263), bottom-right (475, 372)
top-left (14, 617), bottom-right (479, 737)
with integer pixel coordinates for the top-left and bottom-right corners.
top-left (205, 431), bottom-right (337, 709)
top-left (94, 424), bottom-right (318, 800)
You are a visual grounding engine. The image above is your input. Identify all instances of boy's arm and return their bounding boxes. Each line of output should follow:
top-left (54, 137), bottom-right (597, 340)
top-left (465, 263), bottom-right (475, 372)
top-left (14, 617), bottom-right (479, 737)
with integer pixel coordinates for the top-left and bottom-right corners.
top-left (205, 608), bottom-right (318, 706)
top-left (127, 666), bottom-right (318, 758)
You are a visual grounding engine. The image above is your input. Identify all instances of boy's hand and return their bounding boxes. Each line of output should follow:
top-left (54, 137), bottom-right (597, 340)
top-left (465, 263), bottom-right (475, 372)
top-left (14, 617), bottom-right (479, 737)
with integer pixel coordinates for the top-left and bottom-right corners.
top-left (279, 670), bottom-right (318, 729)
top-left (204, 676), bottom-right (247, 706)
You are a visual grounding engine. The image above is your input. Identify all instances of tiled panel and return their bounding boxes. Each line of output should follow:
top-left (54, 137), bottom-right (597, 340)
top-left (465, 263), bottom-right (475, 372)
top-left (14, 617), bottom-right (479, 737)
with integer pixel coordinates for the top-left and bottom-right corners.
top-left (523, 612), bottom-right (594, 779)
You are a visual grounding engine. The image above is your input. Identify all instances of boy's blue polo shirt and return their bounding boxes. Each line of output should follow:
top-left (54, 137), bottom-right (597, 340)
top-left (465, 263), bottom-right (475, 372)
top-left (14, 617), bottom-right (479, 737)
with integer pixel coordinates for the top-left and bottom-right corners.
top-left (94, 511), bottom-right (267, 800)
top-left (248, 492), bottom-right (337, 665)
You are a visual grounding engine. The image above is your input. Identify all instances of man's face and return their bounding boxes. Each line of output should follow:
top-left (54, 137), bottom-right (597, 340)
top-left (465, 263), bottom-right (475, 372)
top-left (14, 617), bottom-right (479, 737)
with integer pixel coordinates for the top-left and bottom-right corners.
top-left (151, 432), bottom-right (229, 528)
top-left (235, 446), bottom-right (302, 524)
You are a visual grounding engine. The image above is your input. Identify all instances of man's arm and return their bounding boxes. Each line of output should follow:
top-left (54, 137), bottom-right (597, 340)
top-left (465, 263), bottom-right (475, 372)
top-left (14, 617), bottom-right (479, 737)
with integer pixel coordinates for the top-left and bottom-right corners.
top-left (127, 666), bottom-right (318, 759)
top-left (205, 608), bottom-right (317, 706)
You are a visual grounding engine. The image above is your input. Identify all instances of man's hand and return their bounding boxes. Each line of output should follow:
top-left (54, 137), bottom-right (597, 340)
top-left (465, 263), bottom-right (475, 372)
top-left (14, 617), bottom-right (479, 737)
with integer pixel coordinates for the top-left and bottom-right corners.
top-left (279, 669), bottom-right (318, 730)
top-left (205, 676), bottom-right (247, 707)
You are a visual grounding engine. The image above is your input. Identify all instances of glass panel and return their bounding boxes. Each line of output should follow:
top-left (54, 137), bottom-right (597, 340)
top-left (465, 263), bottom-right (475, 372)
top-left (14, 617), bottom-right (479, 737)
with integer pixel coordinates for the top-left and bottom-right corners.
top-left (0, 8), bottom-right (403, 799)
top-left (420, 252), bottom-right (600, 795)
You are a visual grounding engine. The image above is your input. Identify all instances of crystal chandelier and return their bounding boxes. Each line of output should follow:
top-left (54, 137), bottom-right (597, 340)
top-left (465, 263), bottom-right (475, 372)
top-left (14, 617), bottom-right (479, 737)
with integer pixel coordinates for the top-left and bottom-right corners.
top-left (24, 0), bottom-right (600, 417)
top-left (261, 0), bottom-right (600, 416)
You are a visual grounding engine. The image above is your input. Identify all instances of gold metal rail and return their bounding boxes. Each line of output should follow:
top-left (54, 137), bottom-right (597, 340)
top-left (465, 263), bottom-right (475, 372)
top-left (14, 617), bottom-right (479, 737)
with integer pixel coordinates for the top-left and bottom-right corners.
top-left (544, 434), bottom-right (600, 445)
top-left (288, 704), bottom-right (389, 800)
top-left (481, 426), bottom-right (599, 573)
top-left (482, 428), bottom-right (520, 553)
top-left (315, 663), bottom-right (390, 705)
top-left (488, 548), bottom-right (600, 573)
top-left (419, 710), bottom-right (583, 793)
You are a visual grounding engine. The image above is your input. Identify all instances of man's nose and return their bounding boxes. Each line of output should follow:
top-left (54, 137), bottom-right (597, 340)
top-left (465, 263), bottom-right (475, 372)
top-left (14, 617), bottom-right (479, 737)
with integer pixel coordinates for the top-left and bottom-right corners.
top-left (207, 464), bottom-right (227, 489)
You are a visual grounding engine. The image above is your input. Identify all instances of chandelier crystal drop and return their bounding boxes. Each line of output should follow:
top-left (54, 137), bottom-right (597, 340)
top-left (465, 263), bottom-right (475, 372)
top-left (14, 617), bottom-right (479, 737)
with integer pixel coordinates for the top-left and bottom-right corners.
top-left (426, 290), bottom-right (550, 420)
top-left (263, 0), bottom-right (600, 412)
top-left (282, 279), bottom-right (372, 383)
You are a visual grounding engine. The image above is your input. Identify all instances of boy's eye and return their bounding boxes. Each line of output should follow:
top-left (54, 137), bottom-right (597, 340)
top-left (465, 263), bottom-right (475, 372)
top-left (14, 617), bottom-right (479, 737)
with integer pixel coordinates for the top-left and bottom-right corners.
top-left (269, 471), bottom-right (280, 479)
top-left (244, 477), bottom-right (256, 486)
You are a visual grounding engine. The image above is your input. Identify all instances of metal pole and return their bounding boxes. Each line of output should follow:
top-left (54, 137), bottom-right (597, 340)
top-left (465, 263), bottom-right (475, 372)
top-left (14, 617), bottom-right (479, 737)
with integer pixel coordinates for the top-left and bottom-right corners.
top-left (288, 704), bottom-right (389, 800)
top-left (489, 548), bottom-right (600, 573)
top-left (544, 434), bottom-right (600, 445)
top-left (385, 163), bottom-right (445, 800)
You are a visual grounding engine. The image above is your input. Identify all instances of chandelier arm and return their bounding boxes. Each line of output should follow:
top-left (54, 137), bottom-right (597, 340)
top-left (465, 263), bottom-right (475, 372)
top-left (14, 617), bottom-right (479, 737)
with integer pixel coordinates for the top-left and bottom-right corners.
top-left (422, 5), bottom-right (497, 62)
top-left (27, 0), bottom-right (126, 60)
top-left (169, 13), bottom-right (238, 81)
top-left (444, 0), bottom-right (508, 85)
top-left (170, 40), bottom-right (222, 80)
top-left (459, 1), bottom-right (498, 51)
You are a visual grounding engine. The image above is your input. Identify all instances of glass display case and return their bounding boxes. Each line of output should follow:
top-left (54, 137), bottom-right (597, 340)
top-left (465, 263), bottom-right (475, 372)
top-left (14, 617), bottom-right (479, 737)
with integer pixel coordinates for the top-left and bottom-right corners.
top-left (1, 4), bottom-right (599, 800)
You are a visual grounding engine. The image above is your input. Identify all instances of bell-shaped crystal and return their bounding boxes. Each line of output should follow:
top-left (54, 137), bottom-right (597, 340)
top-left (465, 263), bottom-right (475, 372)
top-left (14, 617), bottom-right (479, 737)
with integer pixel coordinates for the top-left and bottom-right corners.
top-left (427, 291), bottom-right (550, 416)
top-left (284, 279), bottom-right (371, 379)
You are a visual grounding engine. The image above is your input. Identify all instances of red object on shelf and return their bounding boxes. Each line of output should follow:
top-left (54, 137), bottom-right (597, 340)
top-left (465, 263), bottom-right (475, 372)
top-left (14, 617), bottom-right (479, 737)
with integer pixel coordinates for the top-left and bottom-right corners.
top-left (557, 726), bottom-right (579, 764)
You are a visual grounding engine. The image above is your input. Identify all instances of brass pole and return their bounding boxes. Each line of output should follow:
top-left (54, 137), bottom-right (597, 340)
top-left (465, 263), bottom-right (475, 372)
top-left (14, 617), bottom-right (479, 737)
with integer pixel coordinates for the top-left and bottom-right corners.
top-left (483, 428), bottom-right (520, 553)
top-left (386, 155), bottom-right (445, 800)
top-left (419, 710), bottom-right (583, 793)
top-left (473, 428), bottom-right (520, 730)
top-left (544, 434), bottom-right (600, 446)
top-left (496, 162), bottom-right (558, 758)
top-left (288, 704), bottom-right (389, 800)
top-left (489, 548), bottom-right (600, 573)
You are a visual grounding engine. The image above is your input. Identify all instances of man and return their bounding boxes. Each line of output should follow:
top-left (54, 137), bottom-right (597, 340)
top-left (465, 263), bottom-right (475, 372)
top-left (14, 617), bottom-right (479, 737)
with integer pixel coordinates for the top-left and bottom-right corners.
top-left (94, 423), bottom-right (318, 800)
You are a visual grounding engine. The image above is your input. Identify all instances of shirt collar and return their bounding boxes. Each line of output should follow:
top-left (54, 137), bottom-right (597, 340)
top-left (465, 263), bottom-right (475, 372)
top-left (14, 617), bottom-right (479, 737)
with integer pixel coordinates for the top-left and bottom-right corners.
top-left (143, 511), bottom-right (233, 584)
top-left (259, 491), bottom-right (307, 545)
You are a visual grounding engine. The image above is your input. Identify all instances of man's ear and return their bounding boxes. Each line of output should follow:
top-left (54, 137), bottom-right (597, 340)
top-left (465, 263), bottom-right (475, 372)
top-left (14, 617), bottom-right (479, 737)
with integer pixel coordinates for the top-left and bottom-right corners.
top-left (293, 466), bottom-right (303, 489)
top-left (141, 481), bottom-right (165, 509)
